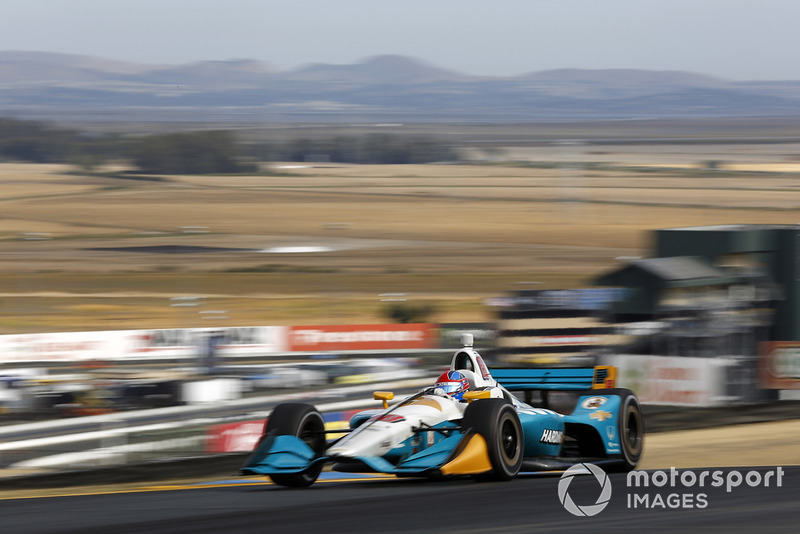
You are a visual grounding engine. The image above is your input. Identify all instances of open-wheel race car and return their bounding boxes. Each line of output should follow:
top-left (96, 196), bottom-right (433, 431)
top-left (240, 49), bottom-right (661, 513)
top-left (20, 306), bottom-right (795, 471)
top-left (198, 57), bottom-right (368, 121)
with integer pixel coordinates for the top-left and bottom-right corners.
top-left (242, 334), bottom-right (644, 487)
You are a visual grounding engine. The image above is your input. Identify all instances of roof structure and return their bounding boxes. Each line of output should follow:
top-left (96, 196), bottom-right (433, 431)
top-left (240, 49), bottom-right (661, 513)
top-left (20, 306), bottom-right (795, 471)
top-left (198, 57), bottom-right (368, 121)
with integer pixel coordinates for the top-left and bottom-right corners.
top-left (595, 256), bottom-right (738, 289)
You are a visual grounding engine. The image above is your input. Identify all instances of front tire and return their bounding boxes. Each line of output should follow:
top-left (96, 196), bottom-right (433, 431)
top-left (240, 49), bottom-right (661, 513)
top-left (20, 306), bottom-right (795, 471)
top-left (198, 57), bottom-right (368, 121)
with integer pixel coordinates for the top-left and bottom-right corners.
top-left (264, 403), bottom-right (326, 487)
top-left (462, 399), bottom-right (523, 481)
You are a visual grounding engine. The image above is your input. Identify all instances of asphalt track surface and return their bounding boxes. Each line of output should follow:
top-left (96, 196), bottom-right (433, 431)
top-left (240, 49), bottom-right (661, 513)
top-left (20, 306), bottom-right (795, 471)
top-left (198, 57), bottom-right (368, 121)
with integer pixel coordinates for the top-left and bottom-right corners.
top-left (2, 467), bottom-right (797, 534)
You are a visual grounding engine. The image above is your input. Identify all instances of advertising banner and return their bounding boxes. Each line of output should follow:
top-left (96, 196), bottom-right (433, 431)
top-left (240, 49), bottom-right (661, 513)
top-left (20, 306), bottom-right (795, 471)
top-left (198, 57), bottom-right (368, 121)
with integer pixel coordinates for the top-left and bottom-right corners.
top-left (760, 342), bottom-right (800, 389)
top-left (288, 324), bottom-right (435, 352)
top-left (126, 326), bottom-right (288, 360)
top-left (207, 420), bottom-right (265, 453)
top-left (0, 326), bottom-right (288, 363)
top-left (0, 330), bottom-right (122, 363)
top-left (601, 354), bottom-right (736, 406)
top-left (206, 410), bottom-right (363, 453)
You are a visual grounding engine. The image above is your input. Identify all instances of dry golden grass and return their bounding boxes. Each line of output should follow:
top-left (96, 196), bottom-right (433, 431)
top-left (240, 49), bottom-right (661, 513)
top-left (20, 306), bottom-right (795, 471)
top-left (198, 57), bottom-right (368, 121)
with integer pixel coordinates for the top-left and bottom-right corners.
top-left (640, 419), bottom-right (800, 469)
top-left (1, 152), bottom-right (800, 332)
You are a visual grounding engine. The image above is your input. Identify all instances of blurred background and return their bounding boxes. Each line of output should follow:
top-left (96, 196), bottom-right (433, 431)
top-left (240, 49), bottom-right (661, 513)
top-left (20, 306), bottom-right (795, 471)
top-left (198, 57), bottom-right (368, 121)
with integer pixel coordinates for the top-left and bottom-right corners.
top-left (1, 0), bottom-right (800, 480)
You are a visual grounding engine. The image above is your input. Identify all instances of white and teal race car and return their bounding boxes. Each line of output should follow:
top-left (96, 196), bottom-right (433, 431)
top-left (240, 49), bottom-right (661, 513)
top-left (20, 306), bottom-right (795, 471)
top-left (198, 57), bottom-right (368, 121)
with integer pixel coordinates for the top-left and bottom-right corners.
top-left (242, 335), bottom-right (644, 487)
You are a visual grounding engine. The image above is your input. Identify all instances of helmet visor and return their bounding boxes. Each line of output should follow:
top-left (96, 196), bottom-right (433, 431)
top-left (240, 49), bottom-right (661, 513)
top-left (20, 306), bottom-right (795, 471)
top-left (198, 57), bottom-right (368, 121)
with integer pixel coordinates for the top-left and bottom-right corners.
top-left (436, 381), bottom-right (463, 395)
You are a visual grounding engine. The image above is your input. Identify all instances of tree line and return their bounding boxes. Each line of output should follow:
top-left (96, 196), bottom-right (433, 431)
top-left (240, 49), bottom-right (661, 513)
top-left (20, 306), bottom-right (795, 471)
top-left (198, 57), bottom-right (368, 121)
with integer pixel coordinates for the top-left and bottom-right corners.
top-left (0, 118), bottom-right (459, 174)
top-left (250, 134), bottom-right (459, 164)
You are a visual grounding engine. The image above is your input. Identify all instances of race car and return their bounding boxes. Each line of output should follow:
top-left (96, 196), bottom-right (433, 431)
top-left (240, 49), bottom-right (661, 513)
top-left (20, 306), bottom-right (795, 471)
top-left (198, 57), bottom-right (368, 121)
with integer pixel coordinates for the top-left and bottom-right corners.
top-left (242, 334), bottom-right (644, 487)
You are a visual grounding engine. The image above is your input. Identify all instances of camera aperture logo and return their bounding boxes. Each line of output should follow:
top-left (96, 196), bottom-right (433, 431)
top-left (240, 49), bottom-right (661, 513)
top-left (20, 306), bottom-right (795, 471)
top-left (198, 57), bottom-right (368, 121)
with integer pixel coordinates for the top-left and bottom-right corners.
top-left (558, 463), bottom-right (612, 517)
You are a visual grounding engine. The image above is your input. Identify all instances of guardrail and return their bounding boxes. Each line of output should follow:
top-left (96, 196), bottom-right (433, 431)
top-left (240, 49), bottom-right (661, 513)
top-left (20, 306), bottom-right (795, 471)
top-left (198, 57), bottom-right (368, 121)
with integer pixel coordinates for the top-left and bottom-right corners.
top-left (0, 378), bottom-right (432, 475)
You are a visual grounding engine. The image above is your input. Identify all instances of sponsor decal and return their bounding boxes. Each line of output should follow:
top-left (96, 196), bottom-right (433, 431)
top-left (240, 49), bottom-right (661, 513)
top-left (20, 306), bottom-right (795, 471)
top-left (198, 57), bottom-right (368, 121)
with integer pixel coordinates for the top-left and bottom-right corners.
top-left (590, 410), bottom-right (613, 422)
top-left (407, 398), bottom-right (444, 411)
top-left (475, 354), bottom-right (492, 380)
top-left (367, 414), bottom-right (406, 424)
top-left (580, 396), bottom-right (608, 409)
top-left (540, 428), bottom-right (564, 445)
top-left (606, 426), bottom-right (620, 452)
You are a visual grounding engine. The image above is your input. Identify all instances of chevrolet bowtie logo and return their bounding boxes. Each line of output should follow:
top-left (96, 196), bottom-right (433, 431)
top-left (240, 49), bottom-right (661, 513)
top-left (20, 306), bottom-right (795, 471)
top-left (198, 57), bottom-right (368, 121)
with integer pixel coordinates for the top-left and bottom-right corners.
top-left (590, 410), bottom-right (613, 422)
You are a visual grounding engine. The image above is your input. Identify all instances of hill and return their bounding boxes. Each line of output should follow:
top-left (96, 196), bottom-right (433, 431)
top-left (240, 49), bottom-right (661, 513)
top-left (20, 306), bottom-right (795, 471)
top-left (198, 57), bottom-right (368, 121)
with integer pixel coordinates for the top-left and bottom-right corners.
top-left (2, 51), bottom-right (800, 123)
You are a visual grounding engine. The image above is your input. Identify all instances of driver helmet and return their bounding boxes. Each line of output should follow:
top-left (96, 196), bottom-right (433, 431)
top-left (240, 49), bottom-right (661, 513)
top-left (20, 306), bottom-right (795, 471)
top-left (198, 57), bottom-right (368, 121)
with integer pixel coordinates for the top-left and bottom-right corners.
top-left (434, 370), bottom-right (469, 400)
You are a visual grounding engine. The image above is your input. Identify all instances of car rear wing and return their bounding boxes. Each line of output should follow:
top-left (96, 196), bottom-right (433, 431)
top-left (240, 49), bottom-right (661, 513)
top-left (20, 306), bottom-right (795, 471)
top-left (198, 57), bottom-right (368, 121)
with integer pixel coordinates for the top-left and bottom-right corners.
top-left (491, 365), bottom-right (617, 391)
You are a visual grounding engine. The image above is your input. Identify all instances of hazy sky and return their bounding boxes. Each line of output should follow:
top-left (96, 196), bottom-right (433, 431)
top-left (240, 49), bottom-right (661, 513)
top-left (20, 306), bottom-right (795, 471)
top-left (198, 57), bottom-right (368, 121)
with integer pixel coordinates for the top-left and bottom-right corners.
top-left (1, 0), bottom-right (799, 80)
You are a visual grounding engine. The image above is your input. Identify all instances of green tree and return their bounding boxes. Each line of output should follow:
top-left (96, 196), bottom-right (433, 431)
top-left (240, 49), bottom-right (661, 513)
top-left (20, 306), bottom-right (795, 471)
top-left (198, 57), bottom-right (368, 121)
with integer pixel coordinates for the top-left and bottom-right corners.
top-left (132, 131), bottom-right (254, 174)
top-left (382, 302), bottom-right (437, 323)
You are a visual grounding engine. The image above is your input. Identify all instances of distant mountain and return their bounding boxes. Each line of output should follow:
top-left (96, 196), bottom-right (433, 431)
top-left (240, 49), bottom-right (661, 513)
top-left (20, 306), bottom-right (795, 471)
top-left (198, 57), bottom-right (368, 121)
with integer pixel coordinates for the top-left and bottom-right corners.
top-left (0, 51), bottom-right (153, 85)
top-left (516, 69), bottom-right (729, 99)
top-left (522, 68), bottom-right (723, 85)
top-left (135, 59), bottom-right (274, 90)
top-left (1, 51), bottom-right (800, 123)
top-left (287, 55), bottom-right (460, 84)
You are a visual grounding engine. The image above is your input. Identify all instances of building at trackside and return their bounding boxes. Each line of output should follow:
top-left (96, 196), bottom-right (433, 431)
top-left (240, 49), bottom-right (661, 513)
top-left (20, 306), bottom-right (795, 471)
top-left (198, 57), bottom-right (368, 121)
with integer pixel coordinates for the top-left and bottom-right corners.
top-left (491, 225), bottom-right (800, 401)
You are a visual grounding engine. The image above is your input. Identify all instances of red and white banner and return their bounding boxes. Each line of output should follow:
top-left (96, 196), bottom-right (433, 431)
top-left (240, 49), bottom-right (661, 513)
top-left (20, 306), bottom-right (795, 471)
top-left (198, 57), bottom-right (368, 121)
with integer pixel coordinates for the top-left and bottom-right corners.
top-left (760, 342), bottom-right (800, 389)
top-left (0, 323), bottom-right (435, 363)
top-left (601, 354), bottom-right (736, 406)
top-left (207, 409), bottom-right (365, 453)
top-left (207, 420), bottom-right (265, 453)
top-left (289, 324), bottom-right (435, 352)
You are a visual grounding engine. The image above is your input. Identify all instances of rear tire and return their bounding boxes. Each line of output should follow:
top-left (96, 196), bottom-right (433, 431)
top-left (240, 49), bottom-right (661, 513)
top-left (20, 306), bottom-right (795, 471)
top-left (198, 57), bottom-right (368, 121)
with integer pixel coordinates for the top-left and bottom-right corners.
top-left (264, 403), bottom-right (325, 487)
top-left (462, 399), bottom-right (523, 481)
top-left (594, 389), bottom-right (644, 471)
top-left (617, 390), bottom-right (644, 470)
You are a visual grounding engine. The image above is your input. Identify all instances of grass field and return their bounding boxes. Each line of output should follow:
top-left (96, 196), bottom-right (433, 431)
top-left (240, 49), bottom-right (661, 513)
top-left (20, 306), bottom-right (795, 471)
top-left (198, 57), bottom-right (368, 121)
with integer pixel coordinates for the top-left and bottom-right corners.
top-left (2, 141), bottom-right (800, 333)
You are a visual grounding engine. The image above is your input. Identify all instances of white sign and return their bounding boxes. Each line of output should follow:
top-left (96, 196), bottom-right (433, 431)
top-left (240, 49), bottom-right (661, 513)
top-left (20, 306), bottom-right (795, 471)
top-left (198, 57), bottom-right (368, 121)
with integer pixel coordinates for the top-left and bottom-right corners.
top-left (0, 326), bottom-right (288, 363)
top-left (601, 354), bottom-right (736, 406)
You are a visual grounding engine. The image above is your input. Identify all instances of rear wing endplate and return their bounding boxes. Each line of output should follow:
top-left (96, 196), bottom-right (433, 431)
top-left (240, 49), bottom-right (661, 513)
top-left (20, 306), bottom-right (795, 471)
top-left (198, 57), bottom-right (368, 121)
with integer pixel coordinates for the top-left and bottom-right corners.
top-left (491, 365), bottom-right (617, 391)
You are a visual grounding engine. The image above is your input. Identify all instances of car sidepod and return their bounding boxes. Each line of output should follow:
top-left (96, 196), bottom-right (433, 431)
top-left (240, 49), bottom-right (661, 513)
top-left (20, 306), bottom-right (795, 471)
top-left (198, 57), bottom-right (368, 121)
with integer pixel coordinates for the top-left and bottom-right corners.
top-left (516, 408), bottom-right (565, 458)
top-left (565, 388), bottom-right (644, 471)
top-left (392, 402), bottom-right (529, 480)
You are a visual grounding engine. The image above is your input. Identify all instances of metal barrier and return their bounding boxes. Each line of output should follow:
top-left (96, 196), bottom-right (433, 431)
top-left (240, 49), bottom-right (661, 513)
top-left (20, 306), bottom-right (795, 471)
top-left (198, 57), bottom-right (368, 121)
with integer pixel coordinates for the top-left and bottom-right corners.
top-left (0, 379), bottom-right (430, 474)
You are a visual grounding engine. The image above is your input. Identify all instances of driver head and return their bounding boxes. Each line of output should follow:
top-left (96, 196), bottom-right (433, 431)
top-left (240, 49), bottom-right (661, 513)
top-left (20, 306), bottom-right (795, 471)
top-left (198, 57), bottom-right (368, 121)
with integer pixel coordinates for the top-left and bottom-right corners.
top-left (434, 370), bottom-right (469, 400)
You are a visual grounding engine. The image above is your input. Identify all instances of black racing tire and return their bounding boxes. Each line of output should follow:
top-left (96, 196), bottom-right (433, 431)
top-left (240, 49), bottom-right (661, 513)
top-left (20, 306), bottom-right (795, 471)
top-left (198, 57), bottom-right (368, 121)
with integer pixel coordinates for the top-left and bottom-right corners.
top-left (462, 398), bottom-right (523, 481)
top-left (618, 389), bottom-right (644, 470)
top-left (264, 403), bottom-right (326, 487)
top-left (597, 388), bottom-right (644, 472)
